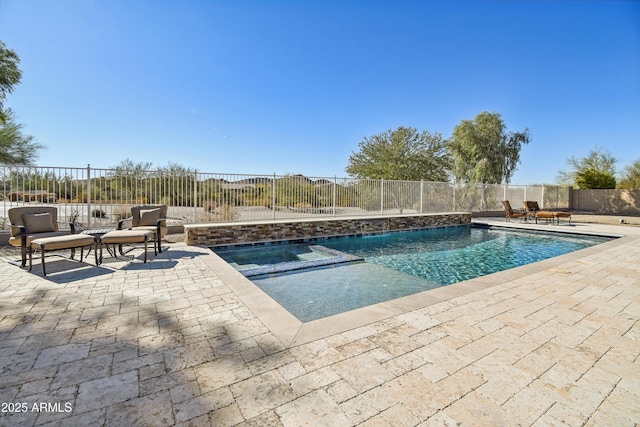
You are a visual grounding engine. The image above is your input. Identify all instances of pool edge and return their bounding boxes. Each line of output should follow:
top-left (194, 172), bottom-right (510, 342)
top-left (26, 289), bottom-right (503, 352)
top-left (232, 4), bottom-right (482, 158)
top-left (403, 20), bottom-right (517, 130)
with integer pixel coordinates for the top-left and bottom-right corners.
top-left (203, 226), bottom-right (634, 349)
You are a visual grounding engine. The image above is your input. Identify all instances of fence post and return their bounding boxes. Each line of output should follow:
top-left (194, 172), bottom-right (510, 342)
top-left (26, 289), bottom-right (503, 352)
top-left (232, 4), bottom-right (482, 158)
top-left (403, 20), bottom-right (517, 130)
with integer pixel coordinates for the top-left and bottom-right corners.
top-left (380, 178), bottom-right (384, 215)
top-left (332, 176), bottom-right (336, 216)
top-left (272, 173), bottom-right (276, 220)
top-left (86, 164), bottom-right (91, 228)
top-left (420, 179), bottom-right (424, 213)
top-left (194, 169), bottom-right (198, 223)
top-left (452, 182), bottom-right (456, 211)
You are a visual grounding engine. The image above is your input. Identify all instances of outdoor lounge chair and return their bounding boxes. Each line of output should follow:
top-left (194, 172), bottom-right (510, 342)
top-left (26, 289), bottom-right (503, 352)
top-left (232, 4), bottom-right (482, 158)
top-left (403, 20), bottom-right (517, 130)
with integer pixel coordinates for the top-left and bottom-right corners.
top-left (523, 201), bottom-right (572, 225)
top-left (8, 206), bottom-right (77, 267)
top-left (502, 200), bottom-right (527, 222)
top-left (117, 204), bottom-right (168, 253)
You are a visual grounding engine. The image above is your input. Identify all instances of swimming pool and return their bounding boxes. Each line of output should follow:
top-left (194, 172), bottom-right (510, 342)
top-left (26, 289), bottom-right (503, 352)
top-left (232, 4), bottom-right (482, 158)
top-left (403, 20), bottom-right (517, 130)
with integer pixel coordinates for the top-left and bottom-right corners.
top-left (212, 225), bottom-right (611, 322)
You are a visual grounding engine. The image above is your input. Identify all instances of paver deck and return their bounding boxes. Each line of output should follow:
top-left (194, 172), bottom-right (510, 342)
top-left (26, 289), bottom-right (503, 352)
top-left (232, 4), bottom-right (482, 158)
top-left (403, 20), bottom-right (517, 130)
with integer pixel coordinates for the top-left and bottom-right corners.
top-left (0, 220), bottom-right (639, 426)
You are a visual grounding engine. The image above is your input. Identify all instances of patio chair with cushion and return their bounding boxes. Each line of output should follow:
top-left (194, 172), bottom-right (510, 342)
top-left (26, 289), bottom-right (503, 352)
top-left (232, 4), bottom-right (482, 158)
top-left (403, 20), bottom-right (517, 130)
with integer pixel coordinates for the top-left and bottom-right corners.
top-left (502, 200), bottom-right (527, 222)
top-left (117, 204), bottom-right (168, 253)
top-left (8, 206), bottom-right (76, 267)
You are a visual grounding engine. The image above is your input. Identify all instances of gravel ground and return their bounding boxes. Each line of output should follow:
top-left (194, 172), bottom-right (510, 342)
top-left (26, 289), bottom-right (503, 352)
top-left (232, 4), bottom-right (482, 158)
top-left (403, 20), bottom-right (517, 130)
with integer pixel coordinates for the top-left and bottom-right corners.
top-left (569, 213), bottom-right (640, 226)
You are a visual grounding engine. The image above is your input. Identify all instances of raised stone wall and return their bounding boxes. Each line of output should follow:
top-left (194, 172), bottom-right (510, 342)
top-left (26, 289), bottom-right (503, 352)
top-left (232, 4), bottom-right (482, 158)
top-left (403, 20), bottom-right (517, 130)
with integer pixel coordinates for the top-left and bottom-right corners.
top-left (184, 212), bottom-right (471, 246)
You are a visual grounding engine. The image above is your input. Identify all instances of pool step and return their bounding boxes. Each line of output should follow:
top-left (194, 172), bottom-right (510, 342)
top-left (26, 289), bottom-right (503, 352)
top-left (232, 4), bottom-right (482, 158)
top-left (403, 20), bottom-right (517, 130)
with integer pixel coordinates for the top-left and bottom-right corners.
top-left (240, 245), bottom-right (363, 278)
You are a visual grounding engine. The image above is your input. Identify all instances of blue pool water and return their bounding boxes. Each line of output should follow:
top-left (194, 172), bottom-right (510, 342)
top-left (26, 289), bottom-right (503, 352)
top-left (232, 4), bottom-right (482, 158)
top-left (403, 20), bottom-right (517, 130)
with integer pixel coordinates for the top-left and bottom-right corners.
top-left (213, 226), bottom-right (611, 322)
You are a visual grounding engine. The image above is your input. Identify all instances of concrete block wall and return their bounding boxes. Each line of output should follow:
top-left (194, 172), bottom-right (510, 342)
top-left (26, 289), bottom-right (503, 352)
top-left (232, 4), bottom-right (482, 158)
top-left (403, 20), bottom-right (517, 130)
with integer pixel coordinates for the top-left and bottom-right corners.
top-left (184, 212), bottom-right (471, 246)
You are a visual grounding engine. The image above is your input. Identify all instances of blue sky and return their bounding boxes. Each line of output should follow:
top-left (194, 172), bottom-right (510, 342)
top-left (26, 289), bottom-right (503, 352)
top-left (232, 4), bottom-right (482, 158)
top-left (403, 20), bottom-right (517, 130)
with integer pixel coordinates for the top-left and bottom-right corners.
top-left (1, 0), bottom-right (639, 185)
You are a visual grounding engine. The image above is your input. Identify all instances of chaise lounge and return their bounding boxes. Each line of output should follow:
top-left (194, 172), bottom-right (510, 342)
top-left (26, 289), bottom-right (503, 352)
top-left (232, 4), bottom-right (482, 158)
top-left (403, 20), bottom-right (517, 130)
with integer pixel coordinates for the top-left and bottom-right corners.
top-left (524, 201), bottom-right (572, 225)
top-left (502, 200), bottom-right (527, 222)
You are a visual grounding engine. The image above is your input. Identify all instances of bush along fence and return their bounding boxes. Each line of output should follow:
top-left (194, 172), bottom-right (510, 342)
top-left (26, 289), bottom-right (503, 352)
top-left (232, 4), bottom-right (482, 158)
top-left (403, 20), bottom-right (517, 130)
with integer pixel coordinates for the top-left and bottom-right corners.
top-left (0, 164), bottom-right (570, 229)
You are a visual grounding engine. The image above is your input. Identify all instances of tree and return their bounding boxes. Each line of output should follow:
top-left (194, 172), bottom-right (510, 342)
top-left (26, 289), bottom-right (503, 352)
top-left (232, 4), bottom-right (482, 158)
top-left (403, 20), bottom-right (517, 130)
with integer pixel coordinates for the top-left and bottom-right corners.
top-left (448, 111), bottom-right (530, 185)
top-left (575, 168), bottom-right (616, 189)
top-left (556, 147), bottom-right (617, 189)
top-left (0, 109), bottom-right (45, 165)
top-left (617, 159), bottom-right (640, 189)
top-left (0, 41), bottom-right (22, 124)
top-left (345, 126), bottom-right (451, 181)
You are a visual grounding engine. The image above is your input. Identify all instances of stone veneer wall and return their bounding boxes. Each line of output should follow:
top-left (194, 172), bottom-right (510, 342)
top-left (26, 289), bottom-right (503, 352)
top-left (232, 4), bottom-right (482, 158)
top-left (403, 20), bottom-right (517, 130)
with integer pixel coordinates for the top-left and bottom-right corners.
top-left (184, 212), bottom-right (471, 246)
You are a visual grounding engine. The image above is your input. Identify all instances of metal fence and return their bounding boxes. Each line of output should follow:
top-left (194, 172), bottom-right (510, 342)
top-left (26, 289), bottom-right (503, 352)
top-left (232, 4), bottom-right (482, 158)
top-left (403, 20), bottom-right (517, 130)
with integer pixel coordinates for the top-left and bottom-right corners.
top-left (0, 164), bottom-right (570, 229)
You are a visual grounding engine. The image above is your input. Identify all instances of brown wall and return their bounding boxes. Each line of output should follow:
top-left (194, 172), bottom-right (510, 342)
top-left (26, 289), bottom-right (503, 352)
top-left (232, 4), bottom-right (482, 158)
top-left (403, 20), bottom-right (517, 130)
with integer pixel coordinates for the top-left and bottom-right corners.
top-left (571, 189), bottom-right (640, 215)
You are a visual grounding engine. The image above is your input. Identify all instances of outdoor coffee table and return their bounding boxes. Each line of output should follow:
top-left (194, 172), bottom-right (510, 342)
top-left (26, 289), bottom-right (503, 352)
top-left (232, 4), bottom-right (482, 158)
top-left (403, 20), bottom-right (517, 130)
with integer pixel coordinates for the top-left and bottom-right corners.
top-left (80, 227), bottom-right (116, 258)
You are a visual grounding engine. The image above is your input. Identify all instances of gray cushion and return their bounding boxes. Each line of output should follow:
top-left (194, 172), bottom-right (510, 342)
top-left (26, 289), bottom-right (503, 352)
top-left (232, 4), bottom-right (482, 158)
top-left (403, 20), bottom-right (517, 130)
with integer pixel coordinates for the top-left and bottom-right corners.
top-left (139, 208), bottom-right (160, 226)
top-left (22, 213), bottom-right (55, 234)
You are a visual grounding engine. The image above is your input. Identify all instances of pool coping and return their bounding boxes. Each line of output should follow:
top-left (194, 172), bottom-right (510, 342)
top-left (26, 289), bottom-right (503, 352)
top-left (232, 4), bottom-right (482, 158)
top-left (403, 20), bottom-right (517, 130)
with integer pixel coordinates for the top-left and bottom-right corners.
top-left (205, 220), bottom-right (633, 348)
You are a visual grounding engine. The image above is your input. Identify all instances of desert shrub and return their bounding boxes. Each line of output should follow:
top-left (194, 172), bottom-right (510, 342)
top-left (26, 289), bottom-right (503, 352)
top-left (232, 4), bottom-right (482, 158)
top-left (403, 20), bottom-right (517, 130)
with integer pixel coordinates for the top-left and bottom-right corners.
top-left (91, 209), bottom-right (106, 219)
top-left (199, 203), bottom-right (238, 222)
top-left (113, 205), bottom-right (131, 222)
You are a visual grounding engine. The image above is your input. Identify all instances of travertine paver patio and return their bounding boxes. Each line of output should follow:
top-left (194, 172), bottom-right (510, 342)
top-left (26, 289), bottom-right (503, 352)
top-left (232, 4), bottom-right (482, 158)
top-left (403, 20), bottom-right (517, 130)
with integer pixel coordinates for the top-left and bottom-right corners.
top-left (0, 220), bottom-right (639, 426)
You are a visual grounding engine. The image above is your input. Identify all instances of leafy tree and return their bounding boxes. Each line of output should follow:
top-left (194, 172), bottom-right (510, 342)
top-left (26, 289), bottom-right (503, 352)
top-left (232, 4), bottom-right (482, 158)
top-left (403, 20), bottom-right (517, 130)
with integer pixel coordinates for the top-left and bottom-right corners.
top-left (0, 41), bottom-right (22, 124)
top-left (0, 109), bottom-right (45, 165)
top-left (575, 168), bottom-right (616, 189)
top-left (449, 111), bottom-right (530, 185)
top-left (346, 126), bottom-right (451, 181)
top-left (109, 159), bottom-right (154, 202)
top-left (617, 159), bottom-right (640, 189)
top-left (556, 147), bottom-right (617, 189)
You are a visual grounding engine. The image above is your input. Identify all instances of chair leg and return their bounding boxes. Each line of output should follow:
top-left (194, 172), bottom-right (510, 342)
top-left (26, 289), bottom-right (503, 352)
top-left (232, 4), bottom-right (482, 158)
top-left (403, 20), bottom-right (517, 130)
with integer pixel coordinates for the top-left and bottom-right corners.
top-left (40, 245), bottom-right (47, 277)
top-left (143, 238), bottom-right (148, 263)
top-left (28, 245), bottom-right (33, 272)
top-left (21, 244), bottom-right (27, 267)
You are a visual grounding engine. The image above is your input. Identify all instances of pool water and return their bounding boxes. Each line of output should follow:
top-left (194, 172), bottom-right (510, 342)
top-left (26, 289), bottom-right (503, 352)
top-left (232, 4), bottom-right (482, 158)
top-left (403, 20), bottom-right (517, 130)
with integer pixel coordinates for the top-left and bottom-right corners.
top-left (213, 226), bottom-right (611, 322)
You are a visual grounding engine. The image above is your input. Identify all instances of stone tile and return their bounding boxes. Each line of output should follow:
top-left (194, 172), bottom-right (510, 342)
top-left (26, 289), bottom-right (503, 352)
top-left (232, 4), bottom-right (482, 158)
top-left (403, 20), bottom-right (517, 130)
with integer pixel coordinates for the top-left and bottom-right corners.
top-left (331, 352), bottom-right (394, 394)
top-left (289, 340), bottom-right (345, 371)
top-left (51, 354), bottom-right (113, 388)
top-left (231, 370), bottom-right (296, 420)
top-left (105, 390), bottom-right (174, 426)
top-left (289, 366), bottom-right (340, 397)
top-left (170, 380), bottom-right (201, 404)
top-left (325, 379), bottom-right (359, 404)
top-left (339, 385), bottom-right (397, 425)
top-left (277, 389), bottom-right (351, 427)
top-left (33, 343), bottom-right (91, 368)
top-left (164, 341), bottom-right (215, 372)
top-left (195, 355), bottom-right (253, 394)
top-left (208, 403), bottom-right (245, 427)
top-left (378, 403), bottom-right (420, 427)
top-left (442, 390), bottom-right (508, 426)
top-left (173, 387), bottom-right (234, 423)
top-left (75, 371), bottom-right (139, 413)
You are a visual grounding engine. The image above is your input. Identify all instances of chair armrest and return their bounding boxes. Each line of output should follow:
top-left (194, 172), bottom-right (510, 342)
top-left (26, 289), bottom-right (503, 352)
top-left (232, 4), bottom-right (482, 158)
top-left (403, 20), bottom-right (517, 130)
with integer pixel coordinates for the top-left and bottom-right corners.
top-left (57, 221), bottom-right (76, 234)
top-left (156, 217), bottom-right (168, 227)
top-left (118, 217), bottom-right (133, 230)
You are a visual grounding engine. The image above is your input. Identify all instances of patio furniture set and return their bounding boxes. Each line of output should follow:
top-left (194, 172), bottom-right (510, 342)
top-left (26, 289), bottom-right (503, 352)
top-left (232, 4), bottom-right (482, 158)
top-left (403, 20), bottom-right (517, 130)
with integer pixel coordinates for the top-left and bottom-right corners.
top-left (7, 205), bottom-right (168, 276)
top-left (503, 200), bottom-right (572, 225)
